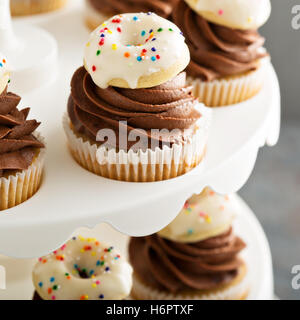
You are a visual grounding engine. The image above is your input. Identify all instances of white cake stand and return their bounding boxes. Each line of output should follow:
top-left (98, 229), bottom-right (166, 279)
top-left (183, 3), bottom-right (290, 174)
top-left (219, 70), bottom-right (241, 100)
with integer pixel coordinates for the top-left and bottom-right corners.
top-left (0, 194), bottom-right (274, 300)
top-left (0, 1), bottom-right (280, 258)
top-left (0, 0), bottom-right (58, 94)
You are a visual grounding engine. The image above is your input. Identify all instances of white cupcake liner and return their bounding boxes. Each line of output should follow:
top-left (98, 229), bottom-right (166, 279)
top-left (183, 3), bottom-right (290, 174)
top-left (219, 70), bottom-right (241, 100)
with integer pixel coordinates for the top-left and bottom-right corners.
top-left (63, 105), bottom-right (211, 182)
top-left (131, 267), bottom-right (250, 300)
top-left (0, 133), bottom-right (45, 211)
top-left (84, 0), bottom-right (111, 30)
top-left (187, 60), bottom-right (268, 107)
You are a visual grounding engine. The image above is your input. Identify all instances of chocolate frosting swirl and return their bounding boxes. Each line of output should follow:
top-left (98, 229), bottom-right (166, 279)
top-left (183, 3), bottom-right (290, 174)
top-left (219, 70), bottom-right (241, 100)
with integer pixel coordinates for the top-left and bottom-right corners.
top-left (0, 88), bottom-right (44, 177)
top-left (129, 228), bottom-right (246, 292)
top-left (172, 1), bottom-right (268, 81)
top-left (68, 67), bottom-right (201, 150)
top-left (88, 0), bottom-right (179, 19)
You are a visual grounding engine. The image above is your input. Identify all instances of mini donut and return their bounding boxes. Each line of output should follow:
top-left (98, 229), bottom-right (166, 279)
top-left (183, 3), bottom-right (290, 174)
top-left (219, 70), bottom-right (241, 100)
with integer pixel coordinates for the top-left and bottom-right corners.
top-left (0, 53), bottom-right (9, 95)
top-left (184, 0), bottom-right (271, 30)
top-left (158, 188), bottom-right (237, 243)
top-left (84, 12), bottom-right (190, 89)
top-left (32, 236), bottom-right (132, 300)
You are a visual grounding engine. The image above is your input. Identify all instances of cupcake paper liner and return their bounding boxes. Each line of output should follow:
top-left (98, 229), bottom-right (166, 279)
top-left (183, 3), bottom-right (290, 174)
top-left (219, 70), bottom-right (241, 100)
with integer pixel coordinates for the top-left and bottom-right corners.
top-left (187, 60), bottom-right (268, 107)
top-left (11, 0), bottom-right (68, 16)
top-left (131, 266), bottom-right (250, 300)
top-left (63, 106), bottom-right (211, 182)
top-left (0, 133), bottom-right (45, 211)
top-left (84, 0), bottom-right (111, 30)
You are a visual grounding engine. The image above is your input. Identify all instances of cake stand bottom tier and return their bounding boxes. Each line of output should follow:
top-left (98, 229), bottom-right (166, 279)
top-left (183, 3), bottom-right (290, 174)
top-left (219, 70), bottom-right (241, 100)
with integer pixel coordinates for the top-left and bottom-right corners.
top-left (0, 195), bottom-right (274, 300)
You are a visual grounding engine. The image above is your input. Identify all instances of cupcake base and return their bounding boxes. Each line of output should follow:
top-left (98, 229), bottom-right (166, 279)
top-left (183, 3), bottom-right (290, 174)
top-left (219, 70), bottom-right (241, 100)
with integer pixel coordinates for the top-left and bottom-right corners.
top-left (11, 0), bottom-right (68, 16)
top-left (0, 138), bottom-right (45, 211)
top-left (187, 60), bottom-right (268, 107)
top-left (131, 264), bottom-right (250, 300)
top-left (63, 111), bottom-right (210, 182)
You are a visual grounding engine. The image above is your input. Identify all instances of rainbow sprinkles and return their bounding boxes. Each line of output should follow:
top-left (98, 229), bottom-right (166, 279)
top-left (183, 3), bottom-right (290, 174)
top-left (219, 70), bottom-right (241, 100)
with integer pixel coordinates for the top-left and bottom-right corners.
top-left (84, 12), bottom-right (189, 89)
top-left (32, 236), bottom-right (132, 300)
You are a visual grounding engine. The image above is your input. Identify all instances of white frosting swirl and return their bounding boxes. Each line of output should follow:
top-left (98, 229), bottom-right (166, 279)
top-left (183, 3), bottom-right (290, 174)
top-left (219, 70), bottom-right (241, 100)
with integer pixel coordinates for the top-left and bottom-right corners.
top-left (158, 188), bottom-right (237, 243)
top-left (84, 12), bottom-right (189, 89)
top-left (185, 0), bottom-right (271, 29)
top-left (32, 236), bottom-right (132, 300)
top-left (0, 53), bottom-right (9, 94)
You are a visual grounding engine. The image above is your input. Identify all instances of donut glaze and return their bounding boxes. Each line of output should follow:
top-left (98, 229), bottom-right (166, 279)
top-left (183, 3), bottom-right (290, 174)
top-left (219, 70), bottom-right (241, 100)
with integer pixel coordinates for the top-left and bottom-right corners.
top-left (184, 0), bottom-right (271, 30)
top-left (32, 236), bottom-right (132, 300)
top-left (158, 188), bottom-right (238, 243)
top-left (84, 12), bottom-right (190, 89)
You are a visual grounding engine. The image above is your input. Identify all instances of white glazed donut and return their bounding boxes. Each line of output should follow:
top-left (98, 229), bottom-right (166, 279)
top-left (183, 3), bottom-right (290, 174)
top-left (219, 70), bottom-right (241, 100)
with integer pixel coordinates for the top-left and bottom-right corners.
top-left (0, 53), bottom-right (9, 95)
top-left (84, 12), bottom-right (190, 89)
top-left (185, 0), bottom-right (271, 30)
top-left (158, 188), bottom-right (238, 243)
top-left (32, 236), bottom-right (132, 300)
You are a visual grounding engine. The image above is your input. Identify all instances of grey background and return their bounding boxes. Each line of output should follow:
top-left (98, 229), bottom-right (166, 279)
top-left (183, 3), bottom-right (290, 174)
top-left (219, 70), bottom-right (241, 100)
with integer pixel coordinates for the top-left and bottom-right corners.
top-left (239, 0), bottom-right (300, 300)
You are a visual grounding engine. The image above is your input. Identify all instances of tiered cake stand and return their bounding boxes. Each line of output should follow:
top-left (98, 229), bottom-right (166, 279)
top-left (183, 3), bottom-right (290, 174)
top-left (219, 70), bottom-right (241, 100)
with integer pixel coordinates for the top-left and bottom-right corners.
top-left (0, 0), bottom-right (279, 300)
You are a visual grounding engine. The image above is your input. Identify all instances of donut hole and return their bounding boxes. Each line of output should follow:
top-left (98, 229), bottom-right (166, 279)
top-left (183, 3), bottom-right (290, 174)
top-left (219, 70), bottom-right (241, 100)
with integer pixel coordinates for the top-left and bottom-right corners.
top-left (66, 260), bottom-right (101, 279)
top-left (120, 25), bottom-right (150, 47)
top-left (78, 269), bottom-right (89, 279)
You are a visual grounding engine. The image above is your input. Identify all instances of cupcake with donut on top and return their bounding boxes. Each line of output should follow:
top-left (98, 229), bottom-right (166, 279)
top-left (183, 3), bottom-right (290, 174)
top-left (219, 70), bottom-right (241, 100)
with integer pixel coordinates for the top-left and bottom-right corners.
top-left (32, 235), bottom-right (132, 300)
top-left (0, 53), bottom-right (45, 211)
top-left (129, 188), bottom-right (249, 300)
top-left (64, 12), bottom-right (211, 182)
top-left (85, 0), bottom-right (180, 31)
top-left (172, 0), bottom-right (271, 107)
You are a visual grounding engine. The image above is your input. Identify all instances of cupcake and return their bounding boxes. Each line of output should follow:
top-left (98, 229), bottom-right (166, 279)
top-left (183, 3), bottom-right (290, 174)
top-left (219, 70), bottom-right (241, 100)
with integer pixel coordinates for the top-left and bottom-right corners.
top-left (172, 0), bottom-right (271, 106)
top-left (85, 0), bottom-right (180, 30)
top-left (64, 13), bottom-right (211, 182)
top-left (129, 188), bottom-right (249, 300)
top-left (0, 53), bottom-right (45, 211)
top-left (10, 0), bottom-right (68, 16)
top-left (32, 235), bottom-right (132, 300)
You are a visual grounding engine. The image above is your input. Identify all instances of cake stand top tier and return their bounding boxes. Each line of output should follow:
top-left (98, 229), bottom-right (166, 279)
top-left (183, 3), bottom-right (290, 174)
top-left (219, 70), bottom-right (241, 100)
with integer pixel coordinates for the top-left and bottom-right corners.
top-left (0, 1), bottom-right (280, 258)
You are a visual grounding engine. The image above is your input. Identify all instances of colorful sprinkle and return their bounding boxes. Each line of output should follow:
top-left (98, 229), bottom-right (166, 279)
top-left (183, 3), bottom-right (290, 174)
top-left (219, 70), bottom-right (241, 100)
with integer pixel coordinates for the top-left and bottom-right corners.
top-left (218, 9), bottom-right (224, 16)
top-left (96, 50), bottom-right (101, 56)
top-left (187, 229), bottom-right (194, 235)
top-left (124, 52), bottom-right (130, 58)
top-left (112, 44), bottom-right (118, 50)
top-left (92, 66), bottom-right (96, 72)
top-left (141, 30), bottom-right (146, 36)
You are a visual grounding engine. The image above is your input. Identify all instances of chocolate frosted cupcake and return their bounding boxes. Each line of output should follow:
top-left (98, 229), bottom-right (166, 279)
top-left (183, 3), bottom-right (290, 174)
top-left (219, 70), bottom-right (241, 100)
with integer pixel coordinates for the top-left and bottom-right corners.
top-left (64, 13), bottom-right (211, 182)
top-left (173, 0), bottom-right (271, 106)
top-left (85, 0), bottom-right (179, 30)
top-left (129, 188), bottom-right (249, 300)
top-left (0, 54), bottom-right (45, 210)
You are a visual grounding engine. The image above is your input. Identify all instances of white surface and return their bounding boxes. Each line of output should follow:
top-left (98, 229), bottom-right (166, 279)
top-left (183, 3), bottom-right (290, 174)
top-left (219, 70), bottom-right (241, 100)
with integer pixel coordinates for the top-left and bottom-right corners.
top-left (0, 194), bottom-right (274, 300)
top-left (0, 0), bottom-right (58, 94)
top-left (0, 1), bottom-right (281, 258)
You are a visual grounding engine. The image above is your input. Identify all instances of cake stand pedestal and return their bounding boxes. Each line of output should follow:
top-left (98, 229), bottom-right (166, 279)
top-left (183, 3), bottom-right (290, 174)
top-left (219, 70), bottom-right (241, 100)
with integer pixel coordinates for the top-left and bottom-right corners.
top-left (0, 0), bottom-right (58, 94)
